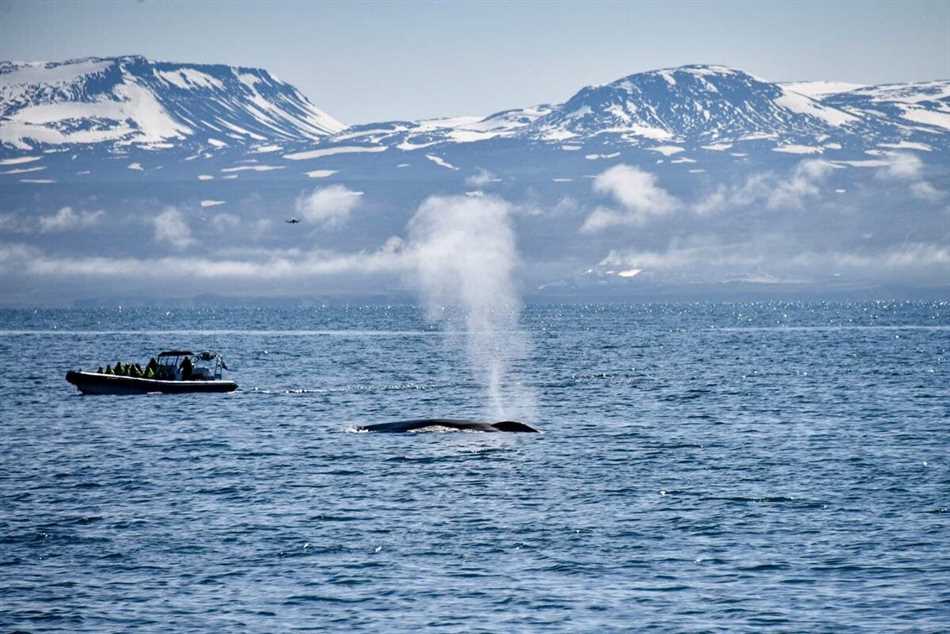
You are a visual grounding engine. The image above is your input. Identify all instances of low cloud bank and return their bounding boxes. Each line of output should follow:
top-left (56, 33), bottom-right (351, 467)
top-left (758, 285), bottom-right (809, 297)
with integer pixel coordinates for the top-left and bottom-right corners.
top-left (582, 160), bottom-right (843, 231)
top-left (152, 207), bottom-right (194, 249)
top-left (684, 160), bottom-right (835, 216)
top-left (465, 167), bottom-right (500, 188)
top-left (582, 164), bottom-right (679, 231)
top-left (39, 207), bottom-right (104, 233)
top-left (0, 240), bottom-right (407, 280)
top-left (295, 184), bottom-right (364, 227)
top-left (3, 156), bottom-right (948, 301)
top-left (766, 160), bottom-right (836, 209)
top-left (876, 152), bottom-right (945, 202)
top-left (583, 155), bottom-right (947, 233)
top-left (597, 237), bottom-right (950, 284)
top-left (0, 207), bottom-right (105, 234)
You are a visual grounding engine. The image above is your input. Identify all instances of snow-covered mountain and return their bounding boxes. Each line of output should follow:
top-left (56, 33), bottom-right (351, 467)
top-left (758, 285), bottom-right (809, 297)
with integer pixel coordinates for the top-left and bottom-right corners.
top-left (233, 64), bottom-right (949, 158)
top-left (0, 55), bottom-right (343, 150)
top-left (823, 80), bottom-right (950, 136)
top-left (2, 58), bottom-right (948, 157)
top-left (529, 65), bottom-right (861, 144)
top-left (2, 58), bottom-right (948, 202)
top-left (335, 105), bottom-right (555, 150)
top-left (325, 65), bottom-right (869, 152)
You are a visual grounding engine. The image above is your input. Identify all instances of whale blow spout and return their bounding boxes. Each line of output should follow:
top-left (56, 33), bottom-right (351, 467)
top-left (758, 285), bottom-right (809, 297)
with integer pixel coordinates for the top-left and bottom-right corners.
top-left (356, 419), bottom-right (541, 433)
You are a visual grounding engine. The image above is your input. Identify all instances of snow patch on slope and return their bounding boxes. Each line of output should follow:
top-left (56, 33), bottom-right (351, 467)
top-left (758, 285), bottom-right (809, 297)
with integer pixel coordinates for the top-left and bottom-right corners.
top-left (425, 154), bottom-right (458, 170)
top-left (0, 155), bottom-right (42, 165)
top-left (773, 144), bottom-right (823, 154)
top-left (774, 89), bottom-right (858, 126)
top-left (781, 81), bottom-right (866, 98)
top-left (283, 145), bottom-right (387, 160)
top-left (155, 68), bottom-right (224, 90)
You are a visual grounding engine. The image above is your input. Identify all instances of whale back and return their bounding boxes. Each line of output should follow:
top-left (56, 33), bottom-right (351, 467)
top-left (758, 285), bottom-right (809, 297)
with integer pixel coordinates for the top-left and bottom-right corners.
top-left (490, 420), bottom-right (540, 433)
top-left (357, 419), bottom-right (540, 433)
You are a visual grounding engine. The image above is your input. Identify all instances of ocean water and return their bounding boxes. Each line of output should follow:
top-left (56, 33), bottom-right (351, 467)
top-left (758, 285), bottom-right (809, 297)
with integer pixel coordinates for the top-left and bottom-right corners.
top-left (1, 301), bottom-right (948, 632)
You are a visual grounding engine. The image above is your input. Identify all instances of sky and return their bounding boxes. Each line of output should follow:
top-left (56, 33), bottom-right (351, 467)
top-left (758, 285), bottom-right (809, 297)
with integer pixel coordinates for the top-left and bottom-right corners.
top-left (1, 0), bottom-right (949, 124)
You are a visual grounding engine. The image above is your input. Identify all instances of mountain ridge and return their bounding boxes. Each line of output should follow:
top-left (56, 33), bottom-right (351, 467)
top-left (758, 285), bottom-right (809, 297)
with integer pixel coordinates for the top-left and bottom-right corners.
top-left (3, 57), bottom-right (950, 156)
top-left (526, 64), bottom-right (862, 144)
top-left (3, 58), bottom-right (949, 192)
top-left (0, 55), bottom-right (344, 150)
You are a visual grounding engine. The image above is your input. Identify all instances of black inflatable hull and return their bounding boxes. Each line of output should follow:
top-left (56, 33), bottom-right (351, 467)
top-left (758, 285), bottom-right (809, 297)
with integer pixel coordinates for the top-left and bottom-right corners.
top-left (66, 371), bottom-right (237, 395)
top-left (356, 419), bottom-right (540, 433)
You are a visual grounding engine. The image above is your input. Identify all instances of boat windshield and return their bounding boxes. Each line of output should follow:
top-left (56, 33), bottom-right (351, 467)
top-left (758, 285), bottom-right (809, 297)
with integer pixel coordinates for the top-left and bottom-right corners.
top-left (158, 350), bottom-right (193, 360)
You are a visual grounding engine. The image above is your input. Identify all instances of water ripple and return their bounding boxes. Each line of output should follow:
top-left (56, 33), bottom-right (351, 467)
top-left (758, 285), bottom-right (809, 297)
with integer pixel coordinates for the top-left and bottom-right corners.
top-left (1, 302), bottom-right (948, 631)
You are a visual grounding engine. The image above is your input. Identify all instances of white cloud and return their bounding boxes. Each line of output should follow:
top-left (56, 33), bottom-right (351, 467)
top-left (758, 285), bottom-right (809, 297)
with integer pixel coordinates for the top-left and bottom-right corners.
top-left (876, 152), bottom-right (945, 201)
top-left (584, 160), bottom-right (835, 229)
top-left (0, 243), bottom-right (39, 268)
top-left (39, 206), bottom-right (104, 233)
top-left (910, 181), bottom-right (946, 202)
top-left (8, 243), bottom-right (408, 280)
top-left (876, 152), bottom-right (922, 180)
top-left (295, 184), bottom-right (363, 227)
top-left (692, 187), bottom-right (729, 216)
top-left (152, 207), bottom-right (194, 249)
top-left (691, 161), bottom-right (834, 214)
top-left (766, 160), bottom-right (834, 209)
top-left (0, 214), bottom-right (34, 234)
top-left (517, 196), bottom-right (577, 218)
top-left (692, 173), bottom-right (772, 215)
top-left (580, 206), bottom-right (630, 232)
top-left (465, 167), bottom-right (500, 188)
top-left (249, 218), bottom-right (273, 239)
top-left (582, 164), bottom-right (678, 231)
top-left (211, 213), bottom-right (241, 231)
top-left (597, 237), bottom-right (950, 282)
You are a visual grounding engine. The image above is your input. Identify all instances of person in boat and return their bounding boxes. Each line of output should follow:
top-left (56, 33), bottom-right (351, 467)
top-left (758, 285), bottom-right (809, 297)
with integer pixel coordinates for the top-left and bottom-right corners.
top-left (97, 367), bottom-right (104, 374)
top-left (180, 356), bottom-right (193, 380)
top-left (113, 362), bottom-right (123, 376)
top-left (145, 358), bottom-right (158, 379)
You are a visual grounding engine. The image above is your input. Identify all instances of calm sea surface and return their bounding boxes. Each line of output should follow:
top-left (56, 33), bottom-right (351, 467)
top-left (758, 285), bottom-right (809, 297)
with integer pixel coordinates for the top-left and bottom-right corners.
top-left (1, 302), bottom-right (948, 632)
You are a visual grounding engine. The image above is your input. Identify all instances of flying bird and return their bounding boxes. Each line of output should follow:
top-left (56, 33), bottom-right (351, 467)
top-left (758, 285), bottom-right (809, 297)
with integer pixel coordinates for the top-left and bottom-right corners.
top-left (285, 217), bottom-right (301, 224)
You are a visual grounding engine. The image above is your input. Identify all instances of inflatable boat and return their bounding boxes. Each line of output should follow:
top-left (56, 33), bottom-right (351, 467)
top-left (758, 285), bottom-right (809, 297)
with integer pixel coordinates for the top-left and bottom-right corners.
top-left (66, 350), bottom-right (237, 395)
